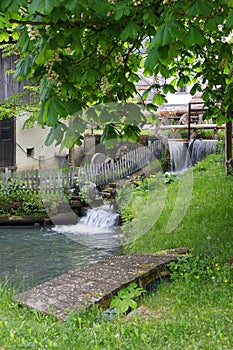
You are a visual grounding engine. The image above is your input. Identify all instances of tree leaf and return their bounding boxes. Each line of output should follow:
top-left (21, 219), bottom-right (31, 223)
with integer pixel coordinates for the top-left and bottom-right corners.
top-left (163, 84), bottom-right (177, 94)
top-left (190, 83), bottom-right (202, 96)
top-left (101, 124), bottom-right (119, 142)
top-left (71, 116), bottom-right (86, 134)
top-left (99, 108), bottom-right (112, 123)
top-left (144, 48), bottom-right (159, 72)
top-left (186, 0), bottom-right (213, 16)
top-left (45, 96), bottom-right (66, 126)
top-left (14, 55), bottom-right (33, 79)
top-left (28, 0), bottom-right (61, 15)
top-left (114, 8), bottom-right (124, 20)
top-left (0, 0), bottom-right (12, 11)
top-left (205, 16), bottom-right (223, 31)
top-left (155, 23), bottom-right (171, 46)
top-left (122, 124), bottom-right (141, 141)
top-left (44, 126), bottom-right (56, 146)
top-left (226, 9), bottom-right (233, 28)
top-left (65, 0), bottom-right (86, 11)
top-left (183, 27), bottom-right (204, 47)
top-left (35, 45), bottom-right (53, 65)
top-left (0, 0), bottom-right (22, 12)
top-left (152, 93), bottom-right (167, 106)
top-left (120, 22), bottom-right (140, 41)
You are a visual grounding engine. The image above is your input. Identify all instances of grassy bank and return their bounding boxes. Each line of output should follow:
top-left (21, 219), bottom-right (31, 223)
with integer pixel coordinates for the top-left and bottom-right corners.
top-left (121, 152), bottom-right (233, 262)
top-left (0, 153), bottom-right (232, 349)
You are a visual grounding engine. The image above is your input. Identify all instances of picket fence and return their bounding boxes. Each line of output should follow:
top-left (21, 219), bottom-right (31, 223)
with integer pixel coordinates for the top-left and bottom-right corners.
top-left (0, 140), bottom-right (164, 193)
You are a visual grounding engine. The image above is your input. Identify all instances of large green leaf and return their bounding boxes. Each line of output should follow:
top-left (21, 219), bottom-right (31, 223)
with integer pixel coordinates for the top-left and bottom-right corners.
top-left (0, 30), bottom-right (9, 41)
top-left (28, 0), bottom-right (61, 15)
top-left (101, 124), bottom-right (119, 142)
top-left (71, 116), bottom-right (86, 134)
top-left (0, 0), bottom-right (12, 11)
top-left (155, 23), bottom-right (171, 46)
top-left (64, 0), bottom-right (83, 11)
top-left (186, 0), bottom-right (213, 16)
top-left (35, 45), bottom-right (53, 65)
top-left (45, 96), bottom-right (66, 126)
top-left (205, 16), bottom-right (224, 31)
top-left (45, 124), bottom-right (65, 146)
top-left (0, 13), bottom-right (10, 29)
top-left (183, 27), bottom-right (204, 47)
top-left (163, 84), bottom-right (177, 94)
top-left (226, 9), bottom-right (233, 28)
top-left (152, 93), bottom-right (167, 106)
top-left (150, 21), bottom-right (180, 48)
top-left (45, 126), bottom-right (56, 146)
top-left (190, 83), bottom-right (202, 96)
top-left (120, 22), bottom-right (140, 41)
top-left (122, 124), bottom-right (141, 141)
top-left (99, 108), bottom-right (112, 124)
top-left (14, 56), bottom-right (33, 79)
top-left (0, 0), bottom-right (23, 12)
top-left (144, 48), bottom-right (159, 72)
top-left (114, 8), bottom-right (124, 20)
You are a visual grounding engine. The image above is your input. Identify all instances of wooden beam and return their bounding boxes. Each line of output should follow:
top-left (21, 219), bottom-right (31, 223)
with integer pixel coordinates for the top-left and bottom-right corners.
top-left (225, 110), bottom-right (232, 175)
top-left (158, 124), bottom-right (225, 130)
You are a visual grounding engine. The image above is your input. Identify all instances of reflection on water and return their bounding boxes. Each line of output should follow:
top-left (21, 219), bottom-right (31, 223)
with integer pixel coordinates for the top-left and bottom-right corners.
top-left (0, 225), bottom-right (122, 291)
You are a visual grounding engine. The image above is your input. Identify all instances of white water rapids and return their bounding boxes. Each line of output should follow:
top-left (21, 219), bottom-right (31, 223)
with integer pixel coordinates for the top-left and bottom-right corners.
top-left (53, 205), bottom-right (121, 249)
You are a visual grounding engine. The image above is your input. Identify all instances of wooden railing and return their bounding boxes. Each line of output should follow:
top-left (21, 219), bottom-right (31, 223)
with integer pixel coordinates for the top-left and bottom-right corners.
top-left (0, 140), bottom-right (164, 193)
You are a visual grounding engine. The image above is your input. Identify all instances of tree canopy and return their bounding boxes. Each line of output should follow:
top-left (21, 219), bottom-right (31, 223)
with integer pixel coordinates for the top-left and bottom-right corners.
top-left (0, 0), bottom-right (232, 148)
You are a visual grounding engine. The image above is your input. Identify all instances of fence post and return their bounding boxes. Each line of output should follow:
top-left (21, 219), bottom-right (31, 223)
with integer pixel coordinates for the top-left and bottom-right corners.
top-left (35, 169), bottom-right (39, 194)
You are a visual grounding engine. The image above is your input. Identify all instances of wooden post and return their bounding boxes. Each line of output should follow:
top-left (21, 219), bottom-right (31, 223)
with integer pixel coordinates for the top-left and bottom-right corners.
top-left (188, 102), bottom-right (191, 140)
top-left (226, 110), bottom-right (232, 175)
top-left (68, 147), bottom-right (75, 169)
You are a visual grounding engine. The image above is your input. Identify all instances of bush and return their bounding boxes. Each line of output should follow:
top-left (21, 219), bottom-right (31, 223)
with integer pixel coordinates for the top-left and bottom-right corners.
top-left (0, 179), bottom-right (46, 216)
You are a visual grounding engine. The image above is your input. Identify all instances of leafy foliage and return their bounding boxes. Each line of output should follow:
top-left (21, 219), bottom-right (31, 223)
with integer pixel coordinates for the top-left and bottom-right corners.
top-left (0, 179), bottom-right (69, 216)
top-left (0, 1), bottom-right (232, 146)
top-left (110, 282), bottom-right (146, 315)
top-left (0, 179), bottom-right (45, 216)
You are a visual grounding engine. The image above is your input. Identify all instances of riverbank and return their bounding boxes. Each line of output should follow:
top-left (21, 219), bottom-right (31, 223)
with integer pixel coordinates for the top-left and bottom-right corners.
top-left (0, 152), bottom-right (232, 349)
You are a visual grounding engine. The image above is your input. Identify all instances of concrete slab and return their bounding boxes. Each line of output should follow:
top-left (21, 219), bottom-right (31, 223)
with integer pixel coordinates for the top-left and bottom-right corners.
top-left (15, 253), bottom-right (186, 320)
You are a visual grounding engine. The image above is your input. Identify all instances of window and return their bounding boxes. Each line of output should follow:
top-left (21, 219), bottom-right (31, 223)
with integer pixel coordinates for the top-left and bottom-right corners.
top-left (27, 147), bottom-right (35, 158)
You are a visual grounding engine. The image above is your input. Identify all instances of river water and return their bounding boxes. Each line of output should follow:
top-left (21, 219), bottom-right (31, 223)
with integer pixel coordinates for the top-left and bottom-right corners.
top-left (0, 210), bottom-right (122, 291)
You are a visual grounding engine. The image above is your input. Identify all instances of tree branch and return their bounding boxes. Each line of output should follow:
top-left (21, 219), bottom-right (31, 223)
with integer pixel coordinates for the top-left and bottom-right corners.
top-left (9, 18), bottom-right (101, 27)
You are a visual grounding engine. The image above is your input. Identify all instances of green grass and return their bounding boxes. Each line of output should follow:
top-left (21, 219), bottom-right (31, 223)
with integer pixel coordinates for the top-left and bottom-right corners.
top-left (0, 152), bottom-right (232, 349)
top-left (123, 153), bottom-right (233, 263)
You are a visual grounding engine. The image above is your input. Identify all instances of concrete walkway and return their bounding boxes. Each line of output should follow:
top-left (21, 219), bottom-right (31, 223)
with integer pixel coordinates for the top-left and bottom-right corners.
top-left (15, 252), bottom-right (186, 320)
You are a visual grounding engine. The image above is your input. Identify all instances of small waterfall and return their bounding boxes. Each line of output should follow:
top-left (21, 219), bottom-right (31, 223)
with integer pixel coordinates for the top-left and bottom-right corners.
top-left (80, 205), bottom-right (119, 229)
top-left (169, 139), bottom-right (217, 172)
top-left (169, 140), bottom-right (189, 172)
top-left (185, 140), bottom-right (217, 168)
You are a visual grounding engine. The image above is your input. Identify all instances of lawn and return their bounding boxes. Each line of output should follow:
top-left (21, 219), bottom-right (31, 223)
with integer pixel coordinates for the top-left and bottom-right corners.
top-left (0, 152), bottom-right (232, 349)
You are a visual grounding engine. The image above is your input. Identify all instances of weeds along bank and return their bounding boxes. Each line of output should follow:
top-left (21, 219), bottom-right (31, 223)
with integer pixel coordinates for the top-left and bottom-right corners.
top-left (0, 152), bottom-right (232, 349)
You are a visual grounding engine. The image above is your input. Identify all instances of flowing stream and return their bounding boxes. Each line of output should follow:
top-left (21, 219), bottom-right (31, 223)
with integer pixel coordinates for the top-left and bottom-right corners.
top-left (0, 205), bottom-right (121, 291)
top-left (168, 139), bottom-right (217, 172)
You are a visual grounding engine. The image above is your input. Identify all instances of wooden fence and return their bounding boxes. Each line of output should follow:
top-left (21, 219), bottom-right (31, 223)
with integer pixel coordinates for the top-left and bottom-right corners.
top-left (0, 140), bottom-right (164, 193)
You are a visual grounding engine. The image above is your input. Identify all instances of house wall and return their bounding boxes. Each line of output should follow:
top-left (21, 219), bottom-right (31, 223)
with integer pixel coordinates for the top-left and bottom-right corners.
top-left (16, 115), bottom-right (68, 170)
